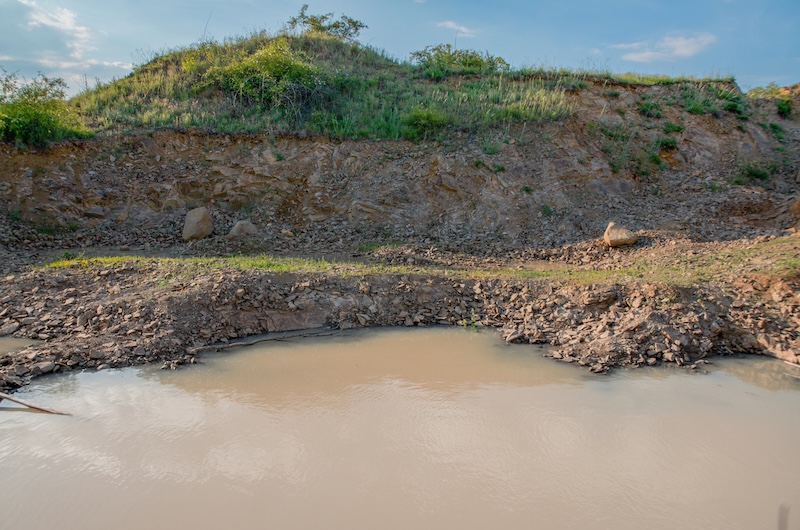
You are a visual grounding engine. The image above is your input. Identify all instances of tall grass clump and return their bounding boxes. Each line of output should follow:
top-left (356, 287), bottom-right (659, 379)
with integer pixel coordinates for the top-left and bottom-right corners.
top-left (0, 69), bottom-right (89, 147)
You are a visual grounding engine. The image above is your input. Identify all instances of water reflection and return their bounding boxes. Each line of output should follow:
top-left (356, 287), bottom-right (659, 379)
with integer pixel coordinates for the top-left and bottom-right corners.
top-left (1, 328), bottom-right (798, 530)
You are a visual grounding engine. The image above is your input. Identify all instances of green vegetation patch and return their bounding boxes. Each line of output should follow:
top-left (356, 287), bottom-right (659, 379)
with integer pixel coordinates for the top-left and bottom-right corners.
top-left (74, 30), bottom-right (573, 140)
top-left (637, 100), bottom-right (663, 118)
top-left (410, 43), bottom-right (509, 79)
top-left (662, 121), bottom-right (684, 134)
top-left (204, 36), bottom-right (326, 114)
top-left (731, 161), bottom-right (774, 185)
top-left (776, 98), bottom-right (792, 118)
top-left (0, 69), bottom-right (90, 147)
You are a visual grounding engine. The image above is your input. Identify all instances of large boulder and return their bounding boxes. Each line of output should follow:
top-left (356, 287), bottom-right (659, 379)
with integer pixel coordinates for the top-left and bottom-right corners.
top-left (228, 220), bottom-right (259, 238)
top-left (182, 207), bottom-right (214, 241)
top-left (603, 221), bottom-right (637, 247)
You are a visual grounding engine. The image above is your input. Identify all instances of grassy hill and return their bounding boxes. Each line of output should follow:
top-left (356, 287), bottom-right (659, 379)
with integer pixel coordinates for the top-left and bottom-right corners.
top-left (5, 4), bottom-right (793, 149)
top-left (68, 29), bottom-right (743, 142)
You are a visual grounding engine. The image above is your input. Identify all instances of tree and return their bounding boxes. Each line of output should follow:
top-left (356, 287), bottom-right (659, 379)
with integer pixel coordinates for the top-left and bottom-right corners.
top-left (287, 4), bottom-right (367, 42)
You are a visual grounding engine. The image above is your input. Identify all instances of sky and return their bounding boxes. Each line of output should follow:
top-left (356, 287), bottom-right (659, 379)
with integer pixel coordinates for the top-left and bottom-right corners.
top-left (1, 0), bottom-right (798, 96)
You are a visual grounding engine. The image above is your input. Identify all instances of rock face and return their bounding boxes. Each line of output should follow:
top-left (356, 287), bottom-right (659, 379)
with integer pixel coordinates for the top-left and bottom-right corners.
top-left (604, 222), bottom-right (638, 247)
top-left (182, 207), bottom-right (213, 241)
top-left (228, 220), bottom-right (259, 238)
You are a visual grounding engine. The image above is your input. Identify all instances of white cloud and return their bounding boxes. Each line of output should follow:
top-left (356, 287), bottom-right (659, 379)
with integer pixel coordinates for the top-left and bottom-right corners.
top-left (0, 1), bottom-right (130, 93)
top-left (436, 20), bottom-right (477, 38)
top-left (18, 0), bottom-right (93, 59)
top-left (612, 33), bottom-right (717, 63)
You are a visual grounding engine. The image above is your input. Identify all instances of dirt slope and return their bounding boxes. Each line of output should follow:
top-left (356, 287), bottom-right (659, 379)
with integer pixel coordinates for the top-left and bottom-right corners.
top-left (1, 80), bottom-right (798, 256)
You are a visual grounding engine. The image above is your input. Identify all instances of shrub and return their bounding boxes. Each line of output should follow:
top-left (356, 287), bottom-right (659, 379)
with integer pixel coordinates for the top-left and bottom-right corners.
top-left (776, 98), bottom-right (792, 118)
top-left (410, 44), bottom-right (509, 78)
top-left (0, 69), bottom-right (89, 147)
top-left (205, 37), bottom-right (326, 114)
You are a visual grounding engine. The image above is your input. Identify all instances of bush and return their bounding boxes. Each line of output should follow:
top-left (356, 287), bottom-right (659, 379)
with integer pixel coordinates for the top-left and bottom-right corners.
top-left (776, 98), bottom-right (792, 118)
top-left (205, 37), bottom-right (326, 113)
top-left (410, 44), bottom-right (509, 79)
top-left (0, 69), bottom-right (89, 147)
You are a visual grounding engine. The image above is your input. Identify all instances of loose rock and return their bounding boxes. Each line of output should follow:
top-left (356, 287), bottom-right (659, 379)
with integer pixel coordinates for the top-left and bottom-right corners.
top-left (182, 207), bottom-right (214, 241)
top-left (604, 222), bottom-right (638, 247)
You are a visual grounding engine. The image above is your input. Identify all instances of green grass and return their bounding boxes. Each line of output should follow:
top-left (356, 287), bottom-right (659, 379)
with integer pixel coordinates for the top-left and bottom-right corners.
top-left (653, 137), bottom-right (677, 150)
top-left (72, 33), bottom-right (574, 140)
top-left (732, 162), bottom-right (773, 185)
top-left (662, 121), bottom-right (684, 134)
top-left (42, 232), bottom-right (800, 287)
top-left (517, 66), bottom-right (733, 86)
top-left (65, 23), bottom-right (741, 142)
top-left (638, 100), bottom-right (663, 118)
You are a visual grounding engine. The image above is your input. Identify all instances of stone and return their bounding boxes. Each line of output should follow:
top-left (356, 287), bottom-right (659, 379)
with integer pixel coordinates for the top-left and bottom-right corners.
top-left (34, 361), bottom-right (55, 373)
top-left (281, 229), bottom-right (295, 238)
top-left (603, 221), bottom-right (638, 247)
top-left (182, 207), bottom-right (214, 241)
top-left (228, 220), bottom-right (259, 238)
top-left (0, 322), bottom-right (19, 336)
top-left (89, 351), bottom-right (105, 360)
top-left (504, 329), bottom-right (524, 343)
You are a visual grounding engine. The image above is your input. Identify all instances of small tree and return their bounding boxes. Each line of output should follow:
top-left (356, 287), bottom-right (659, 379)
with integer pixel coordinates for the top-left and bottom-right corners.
top-left (0, 68), bottom-right (88, 147)
top-left (287, 5), bottom-right (367, 42)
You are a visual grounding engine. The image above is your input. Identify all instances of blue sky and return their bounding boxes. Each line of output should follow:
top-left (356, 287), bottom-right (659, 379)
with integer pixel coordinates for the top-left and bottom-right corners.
top-left (1, 0), bottom-right (798, 95)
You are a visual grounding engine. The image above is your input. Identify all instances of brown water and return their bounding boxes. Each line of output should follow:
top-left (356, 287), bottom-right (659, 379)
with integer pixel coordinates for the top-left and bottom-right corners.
top-left (1, 328), bottom-right (799, 530)
top-left (0, 337), bottom-right (37, 354)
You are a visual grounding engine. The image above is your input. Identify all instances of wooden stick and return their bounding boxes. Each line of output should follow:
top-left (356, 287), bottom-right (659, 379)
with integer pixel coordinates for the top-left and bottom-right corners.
top-left (0, 391), bottom-right (71, 416)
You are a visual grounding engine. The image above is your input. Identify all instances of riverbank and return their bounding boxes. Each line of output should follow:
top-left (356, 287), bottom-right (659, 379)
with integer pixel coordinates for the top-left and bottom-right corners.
top-left (1, 234), bottom-right (798, 392)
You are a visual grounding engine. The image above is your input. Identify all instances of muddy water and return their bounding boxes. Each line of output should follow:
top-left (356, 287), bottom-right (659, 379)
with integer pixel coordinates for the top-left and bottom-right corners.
top-left (1, 328), bottom-right (799, 530)
top-left (0, 337), bottom-right (37, 354)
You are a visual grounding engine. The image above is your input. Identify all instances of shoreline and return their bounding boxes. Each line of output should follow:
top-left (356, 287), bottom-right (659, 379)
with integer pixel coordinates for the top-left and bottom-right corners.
top-left (2, 255), bottom-right (798, 393)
